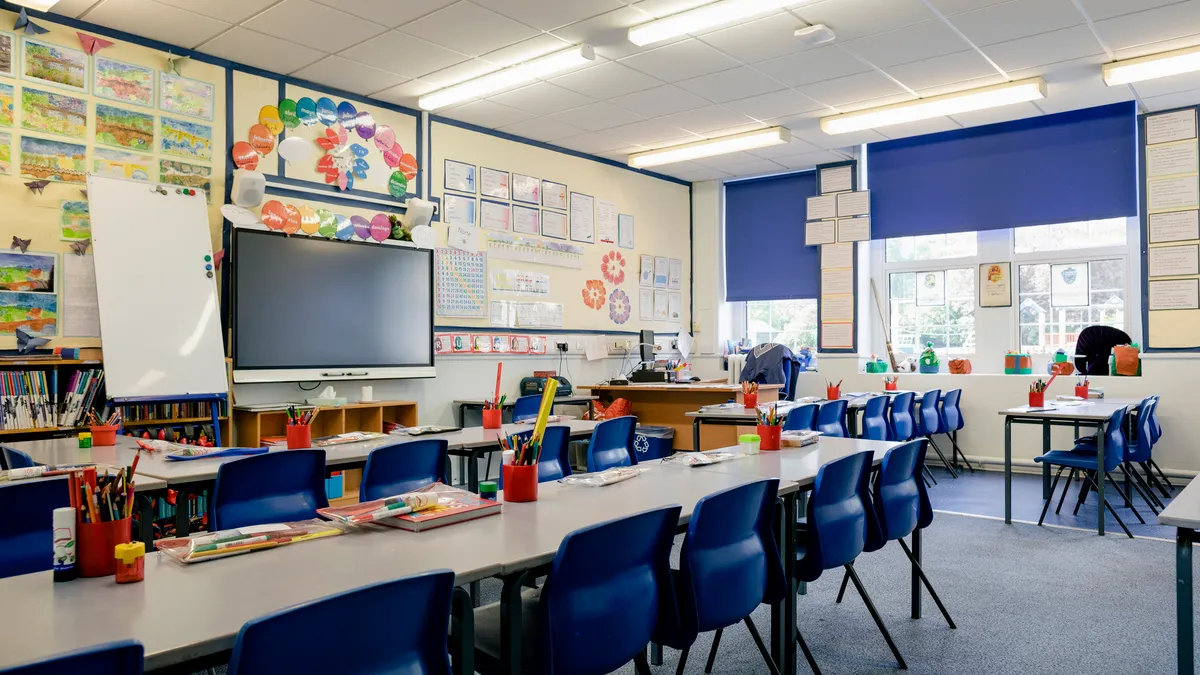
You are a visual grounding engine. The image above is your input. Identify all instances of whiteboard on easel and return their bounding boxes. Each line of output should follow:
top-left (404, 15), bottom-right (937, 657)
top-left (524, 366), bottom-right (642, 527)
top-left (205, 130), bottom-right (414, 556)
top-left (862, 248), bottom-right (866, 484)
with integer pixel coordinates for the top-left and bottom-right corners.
top-left (86, 175), bottom-right (227, 399)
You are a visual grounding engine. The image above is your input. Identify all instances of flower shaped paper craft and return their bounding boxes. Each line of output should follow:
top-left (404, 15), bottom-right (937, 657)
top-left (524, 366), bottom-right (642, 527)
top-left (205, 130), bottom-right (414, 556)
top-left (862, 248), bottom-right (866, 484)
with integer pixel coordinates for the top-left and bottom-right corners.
top-left (601, 250), bottom-right (626, 286)
top-left (609, 288), bottom-right (631, 324)
top-left (582, 279), bottom-right (607, 310)
top-left (315, 125), bottom-right (370, 191)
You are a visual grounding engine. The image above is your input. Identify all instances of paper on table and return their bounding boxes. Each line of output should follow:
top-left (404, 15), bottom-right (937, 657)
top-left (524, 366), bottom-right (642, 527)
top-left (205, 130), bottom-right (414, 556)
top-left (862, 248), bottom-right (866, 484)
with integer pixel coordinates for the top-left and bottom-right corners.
top-left (1149, 279), bottom-right (1200, 310)
top-left (821, 294), bottom-right (853, 321)
top-left (447, 223), bottom-right (479, 252)
top-left (1146, 109), bottom-right (1198, 145)
top-left (668, 258), bottom-right (683, 290)
top-left (677, 330), bottom-right (694, 359)
top-left (1148, 244), bottom-right (1199, 277)
top-left (618, 214), bottom-right (634, 249)
top-left (837, 217), bottom-right (870, 242)
top-left (821, 268), bottom-right (853, 295)
top-left (597, 199), bottom-right (618, 244)
top-left (820, 164), bottom-right (852, 193)
top-left (640, 254), bottom-right (654, 287)
top-left (1149, 210), bottom-right (1199, 243)
top-left (654, 289), bottom-right (669, 319)
top-left (806, 220), bottom-right (836, 246)
top-left (654, 256), bottom-right (669, 287)
top-left (806, 194), bottom-right (836, 220)
top-left (62, 253), bottom-right (99, 337)
top-left (821, 242), bottom-right (853, 269)
top-left (836, 190), bottom-right (870, 217)
top-left (1148, 175), bottom-right (1200, 212)
top-left (1147, 141), bottom-right (1199, 178)
top-left (821, 322), bottom-right (853, 349)
top-left (639, 288), bottom-right (653, 320)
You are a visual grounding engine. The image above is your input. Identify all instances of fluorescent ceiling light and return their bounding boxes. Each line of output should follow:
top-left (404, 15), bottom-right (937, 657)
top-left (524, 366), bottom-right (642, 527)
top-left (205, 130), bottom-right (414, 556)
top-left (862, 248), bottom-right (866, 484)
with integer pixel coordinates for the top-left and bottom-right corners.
top-left (9, 0), bottom-right (59, 10)
top-left (628, 127), bottom-right (790, 168)
top-left (1103, 45), bottom-right (1200, 86)
top-left (821, 78), bottom-right (1047, 135)
top-left (629, 0), bottom-right (811, 47)
top-left (419, 45), bottom-right (595, 111)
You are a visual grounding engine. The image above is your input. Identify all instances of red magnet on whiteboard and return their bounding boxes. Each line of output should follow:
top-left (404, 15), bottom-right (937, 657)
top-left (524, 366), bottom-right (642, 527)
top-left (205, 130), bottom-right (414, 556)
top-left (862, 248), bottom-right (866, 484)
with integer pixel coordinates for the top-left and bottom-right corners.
top-left (261, 201), bottom-right (287, 231)
top-left (283, 205), bottom-right (302, 235)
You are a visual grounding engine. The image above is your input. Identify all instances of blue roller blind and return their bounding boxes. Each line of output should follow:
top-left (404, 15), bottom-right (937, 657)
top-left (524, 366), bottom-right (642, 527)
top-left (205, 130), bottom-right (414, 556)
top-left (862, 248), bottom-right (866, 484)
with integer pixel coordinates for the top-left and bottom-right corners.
top-left (867, 101), bottom-right (1138, 240)
top-left (725, 171), bottom-right (820, 303)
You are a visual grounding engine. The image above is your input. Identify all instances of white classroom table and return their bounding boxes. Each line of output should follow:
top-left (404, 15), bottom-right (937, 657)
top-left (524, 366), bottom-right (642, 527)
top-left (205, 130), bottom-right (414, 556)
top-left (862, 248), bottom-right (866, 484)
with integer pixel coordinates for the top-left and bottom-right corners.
top-left (1157, 475), bottom-right (1200, 675)
top-left (453, 396), bottom-right (597, 426)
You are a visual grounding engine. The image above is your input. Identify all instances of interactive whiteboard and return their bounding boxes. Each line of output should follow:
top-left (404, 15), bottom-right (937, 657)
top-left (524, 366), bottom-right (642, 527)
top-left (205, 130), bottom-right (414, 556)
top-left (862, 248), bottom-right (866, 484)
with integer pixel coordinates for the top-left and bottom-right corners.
top-left (86, 175), bottom-right (228, 399)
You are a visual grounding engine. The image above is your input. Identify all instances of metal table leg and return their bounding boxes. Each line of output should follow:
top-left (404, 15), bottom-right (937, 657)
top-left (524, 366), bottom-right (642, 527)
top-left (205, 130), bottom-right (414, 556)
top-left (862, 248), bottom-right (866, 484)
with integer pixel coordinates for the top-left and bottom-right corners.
top-left (1178, 528), bottom-right (1194, 675)
top-left (911, 528), bottom-right (922, 619)
top-left (175, 488), bottom-right (190, 537)
top-left (693, 418), bottom-right (702, 452)
top-left (1096, 426), bottom-right (1106, 536)
top-left (797, 490), bottom-right (808, 597)
top-left (772, 492), bottom-right (798, 675)
top-left (1004, 417), bottom-right (1012, 524)
top-left (1042, 421), bottom-right (1051, 499)
top-left (137, 494), bottom-right (155, 546)
top-left (452, 586), bottom-right (475, 675)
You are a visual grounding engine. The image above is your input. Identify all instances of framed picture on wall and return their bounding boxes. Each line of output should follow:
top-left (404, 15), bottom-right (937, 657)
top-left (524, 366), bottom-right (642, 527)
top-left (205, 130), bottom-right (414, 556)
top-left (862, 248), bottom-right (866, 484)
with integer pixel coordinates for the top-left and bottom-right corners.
top-left (979, 262), bottom-right (1011, 308)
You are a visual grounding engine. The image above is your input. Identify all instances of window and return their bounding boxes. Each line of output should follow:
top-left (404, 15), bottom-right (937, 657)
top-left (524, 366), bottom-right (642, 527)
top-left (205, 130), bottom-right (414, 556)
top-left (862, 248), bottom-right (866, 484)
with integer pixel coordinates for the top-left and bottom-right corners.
top-left (1018, 259), bottom-right (1125, 354)
top-left (746, 299), bottom-right (818, 352)
top-left (885, 232), bottom-right (978, 262)
top-left (1013, 219), bottom-right (1126, 253)
top-left (889, 269), bottom-right (976, 355)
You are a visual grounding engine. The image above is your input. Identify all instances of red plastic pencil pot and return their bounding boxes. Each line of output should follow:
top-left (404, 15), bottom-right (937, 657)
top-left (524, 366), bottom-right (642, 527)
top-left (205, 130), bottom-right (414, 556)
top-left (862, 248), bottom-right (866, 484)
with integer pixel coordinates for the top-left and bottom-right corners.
top-left (90, 425), bottom-right (118, 447)
top-left (885, 382), bottom-right (898, 392)
top-left (286, 425), bottom-right (312, 449)
top-left (827, 386), bottom-right (841, 401)
top-left (1028, 392), bottom-right (1045, 408)
top-left (482, 408), bottom-right (502, 429)
top-left (502, 464), bottom-right (538, 502)
top-left (1075, 385), bottom-right (1089, 399)
top-left (742, 393), bottom-right (758, 409)
top-left (77, 517), bottom-right (130, 578)
top-left (757, 425), bottom-right (782, 451)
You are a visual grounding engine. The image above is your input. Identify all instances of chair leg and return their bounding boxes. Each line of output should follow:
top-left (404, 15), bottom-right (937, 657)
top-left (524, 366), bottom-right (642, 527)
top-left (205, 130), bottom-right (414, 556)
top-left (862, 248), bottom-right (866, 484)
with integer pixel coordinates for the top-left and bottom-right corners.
top-left (844, 564), bottom-right (908, 670)
top-left (704, 627), bottom-right (723, 673)
top-left (926, 436), bottom-right (959, 478)
top-left (1073, 472), bottom-right (1093, 515)
top-left (835, 566), bottom-right (852, 604)
top-left (743, 616), bottom-right (783, 675)
top-left (634, 650), bottom-right (652, 675)
top-left (1106, 472), bottom-right (1145, 524)
top-left (1056, 469), bottom-right (1076, 514)
top-left (1124, 467), bottom-right (1161, 515)
top-left (1144, 461), bottom-right (1173, 498)
top-left (1038, 466), bottom-right (1065, 526)
top-left (795, 625), bottom-right (821, 675)
top-left (922, 464), bottom-right (938, 486)
top-left (1148, 459), bottom-right (1177, 492)
top-left (675, 646), bottom-right (690, 675)
top-left (1084, 474), bottom-right (1133, 539)
top-left (897, 538), bottom-right (956, 629)
top-left (950, 431), bottom-right (975, 473)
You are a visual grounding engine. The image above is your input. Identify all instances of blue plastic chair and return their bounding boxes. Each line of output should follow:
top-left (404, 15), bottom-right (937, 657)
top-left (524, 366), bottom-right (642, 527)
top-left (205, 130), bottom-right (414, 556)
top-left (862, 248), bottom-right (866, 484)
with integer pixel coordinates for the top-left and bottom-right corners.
top-left (815, 399), bottom-right (847, 438)
top-left (0, 478), bottom-right (71, 579)
top-left (586, 416), bottom-right (638, 472)
top-left (917, 389), bottom-right (958, 478)
top-left (859, 396), bottom-right (890, 441)
top-left (1141, 396), bottom-right (1174, 495)
top-left (473, 505), bottom-right (682, 674)
top-left (888, 391), bottom-right (916, 442)
top-left (499, 426), bottom-right (572, 487)
top-left (783, 403), bottom-right (818, 432)
top-left (512, 395), bottom-right (542, 423)
top-left (1, 446), bottom-right (35, 471)
top-left (228, 570), bottom-right (454, 675)
top-left (1, 640), bottom-right (143, 674)
top-left (938, 389), bottom-right (973, 473)
top-left (209, 449), bottom-right (329, 531)
top-left (794, 450), bottom-right (906, 671)
top-left (359, 439), bottom-right (449, 502)
top-left (655, 479), bottom-right (785, 675)
top-left (1070, 398), bottom-right (1165, 514)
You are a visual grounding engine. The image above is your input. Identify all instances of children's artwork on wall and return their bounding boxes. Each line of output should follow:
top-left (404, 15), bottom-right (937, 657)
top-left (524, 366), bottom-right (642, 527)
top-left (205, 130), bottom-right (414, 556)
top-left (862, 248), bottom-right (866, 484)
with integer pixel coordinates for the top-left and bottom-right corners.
top-left (93, 148), bottom-right (152, 181)
top-left (0, 251), bottom-right (55, 291)
top-left (22, 38), bottom-right (86, 92)
top-left (315, 124), bottom-right (369, 191)
top-left (59, 200), bottom-right (89, 241)
top-left (75, 32), bottom-right (113, 56)
top-left (0, 31), bottom-right (14, 77)
top-left (159, 159), bottom-right (212, 201)
top-left (10, 235), bottom-right (30, 252)
top-left (609, 288), bottom-right (631, 324)
top-left (0, 291), bottom-right (57, 336)
top-left (94, 103), bottom-right (153, 151)
top-left (93, 56), bottom-right (154, 107)
top-left (0, 82), bottom-right (11, 127)
top-left (582, 279), bottom-right (606, 310)
top-left (0, 131), bottom-right (10, 175)
top-left (20, 136), bottom-right (86, 183)
top-left (13, 9), bottom-right (49, 36)
top-left (159, 72), bottom-right (214, 120)
top-left (601, 250), bottom-right (626, 286)
top-left (160, 116), bottom-right (213, 161)
top-left (21, 87), bottom-right (86, 138)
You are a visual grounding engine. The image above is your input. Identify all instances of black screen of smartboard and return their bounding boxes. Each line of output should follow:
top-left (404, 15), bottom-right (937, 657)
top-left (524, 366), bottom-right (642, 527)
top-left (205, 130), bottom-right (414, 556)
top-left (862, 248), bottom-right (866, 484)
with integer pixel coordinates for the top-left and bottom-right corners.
top-left (233, 230), bottom-right (434, 370)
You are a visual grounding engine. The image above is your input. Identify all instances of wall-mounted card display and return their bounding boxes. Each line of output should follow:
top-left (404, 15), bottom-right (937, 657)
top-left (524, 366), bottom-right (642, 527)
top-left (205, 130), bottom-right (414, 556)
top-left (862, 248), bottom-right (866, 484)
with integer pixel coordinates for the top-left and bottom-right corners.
top-left (820, 242), bottom-right (853, 269)
top-left (444, 193), bottom-right (476, 226)
top-left (639, 288), bottom-right (653, 320)
top-left (915, 270), bottom-right (945, 306)
top-left (805, 220), bottom-right (836, 246)
top-left (821, 267), bottom-right (853, 295)
top-left (837, 217), bottom-right (870, 242)
top-left (653, 289), bottom-right (669, 320)
top-left (1147, 141), bottom-right (1199, 178)
top-left (618, 214), bottom-right (634, 249)
top-left (1146, 109), bottom-right (1197, 145)
top-left (491, 268), bottom-right (550, 296)
top-left (480, 199), bottom-right (510, 232)
top-left (806, 194), bottom-right (836, 221)
top-left (668, 292), bottom-right (682, 321)
top-left (668, 258), bottom-right (683, 290)
top-left (513, 204), bottom-right (539, 235)
top-left (1149, 278), bottom-right (1200, 311)
top-left (1149, 210), bottom-right (1200, 243)
top-left (513, 173), bottom-right (539, 204)
top-left (542, 179), bottom-right (567, 209)
top-left (836, 190), bottom-right (870, 217)
top-left (820, 322), bottom-right (853, 349)
top-left (821, 294), bottom-right (853, 321)
top-left (640, 254), bottom-right (654, 288)
top-left (597, 199), bottom-right (618, 244)
top-left (820, 164), bottom-right (852, 194)
top-left (444, 159), bottom-right (476, 193)
top-left (654, 256), bottom-right (669, 288)
top-left (979, 262), bottom-right (1012, 308)
top-left (1148, 175), bottom-right (1200, 213)
top-left (569, 192), bottom-right (595, 244)
top-left (1050, 262), bottom-right (1089, 307)
top-left (542, 209), bottom-right (567, 239)
top-left (1148, 244), bottom-right (1200, 277)
top-left (480, 166), bottom-right (510, 199)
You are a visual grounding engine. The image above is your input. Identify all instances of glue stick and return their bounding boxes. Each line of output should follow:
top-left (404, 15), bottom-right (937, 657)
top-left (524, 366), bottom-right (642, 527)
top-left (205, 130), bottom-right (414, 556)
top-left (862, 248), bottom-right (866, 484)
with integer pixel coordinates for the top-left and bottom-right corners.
top-left (52, 507), bottom-right (77, 582)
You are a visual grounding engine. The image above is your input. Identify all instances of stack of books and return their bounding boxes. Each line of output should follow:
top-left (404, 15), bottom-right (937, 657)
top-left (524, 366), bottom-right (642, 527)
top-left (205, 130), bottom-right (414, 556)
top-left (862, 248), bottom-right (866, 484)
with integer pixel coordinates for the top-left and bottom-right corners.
top-left (57, 369), bottom-right (105, 428)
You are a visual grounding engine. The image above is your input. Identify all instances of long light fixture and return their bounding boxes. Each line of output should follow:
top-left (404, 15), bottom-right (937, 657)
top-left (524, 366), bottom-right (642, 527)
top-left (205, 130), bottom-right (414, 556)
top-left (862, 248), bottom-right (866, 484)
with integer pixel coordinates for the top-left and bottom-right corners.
top-left (628, 127), bottom-right (790, 168)
top-left (821, 78), bottom-right (1047, 135)
top-left (8, 0), bottom-right (59, 10)
top-left (418, 45), bottom-right (595, 111)
top-left (1103, 45), bottom-right (1200, 86)
top-left (629, 0), bottom-right (812, 47)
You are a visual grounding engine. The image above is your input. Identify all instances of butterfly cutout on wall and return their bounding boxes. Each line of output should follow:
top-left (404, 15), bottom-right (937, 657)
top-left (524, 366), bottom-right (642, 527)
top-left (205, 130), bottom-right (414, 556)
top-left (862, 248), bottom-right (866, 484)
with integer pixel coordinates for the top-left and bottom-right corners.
top-left (167, 54), bottom-right (190, 76)
top-left (24, 180), bottom-right (49, 195)
top-left (16, 326), bottom-right (49, 355)
top-left (14, 9), bottom-right (48, 35)
top-left (11, 236), bottom-right (31, 254)
top-left (77, 32), bottom-right (113, 55)
top-left (214, 249), bottom-right (225, 270)
top-left (70, 239), bottom-right (91, 256)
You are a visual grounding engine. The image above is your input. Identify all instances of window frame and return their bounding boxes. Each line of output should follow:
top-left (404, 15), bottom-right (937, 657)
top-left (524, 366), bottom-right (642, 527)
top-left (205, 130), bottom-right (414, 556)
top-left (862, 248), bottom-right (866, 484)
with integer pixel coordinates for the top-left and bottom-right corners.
top-left (743, 298), bottom-right (819, 353)
top-left (882, 233), bottom-right (983, 357)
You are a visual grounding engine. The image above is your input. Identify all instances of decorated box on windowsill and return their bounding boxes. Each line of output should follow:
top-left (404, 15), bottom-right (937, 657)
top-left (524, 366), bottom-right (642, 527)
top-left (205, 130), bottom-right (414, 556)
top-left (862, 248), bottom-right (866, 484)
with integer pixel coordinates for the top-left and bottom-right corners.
top-left (918, 342), bottom-right (940, 374)
top-left (864, 355), bottom-right (888, 373)
top-left (1004, 352), bottom-right (1032, 375)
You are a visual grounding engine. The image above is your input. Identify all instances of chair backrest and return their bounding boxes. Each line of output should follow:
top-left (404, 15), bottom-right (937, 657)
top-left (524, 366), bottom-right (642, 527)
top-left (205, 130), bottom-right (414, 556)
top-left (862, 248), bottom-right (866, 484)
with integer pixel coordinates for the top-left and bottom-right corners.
top-left (503, 426), bottom-right (572, 486)
top-left (783, 403), bottom-right (818, 432)
top-left (889, 392), bottom-right (916, 442)
top-left (860, 396), bottom-right (890, 441)
top-left (209, 449), bottom-right (329, 531)
top-left (360, 439), bottom-right (449, 502)
top-left (795, 451), bottom-right (871, 580)
top-left (586, 416), bottom-right (638, 472)
top-left (815, 399), bottom-right (847, 438)
top-left (228, 570), bottom-right (454, 675)
top-left (1101, 407), bottom-right (1128, 473)
top-left (914, 441), bottom-right (934, 530)
top-left (2, 447), bottom-right (35, 470)
top-left (940, 389), bottom-right (964, 433)
top-left (872, 439), bottom-right (926, 542)
top-left (3, 640), bottom-right (144, 675)
top-left (918, 389), bottom-right (942, 435)
top-left (0, 478), bottom-right (70, 579)
top-left (512, 394), bottom-right (542, 423)
top-left (539, 505), bottom-right (681, 675)
top-left (1149, 395), bottom-right (1163, 444)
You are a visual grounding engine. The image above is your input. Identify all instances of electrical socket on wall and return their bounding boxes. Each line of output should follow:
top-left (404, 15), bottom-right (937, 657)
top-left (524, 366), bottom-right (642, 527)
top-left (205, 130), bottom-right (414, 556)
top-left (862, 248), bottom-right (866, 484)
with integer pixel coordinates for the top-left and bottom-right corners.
top-left (556, 341), bottom-right (568, 353)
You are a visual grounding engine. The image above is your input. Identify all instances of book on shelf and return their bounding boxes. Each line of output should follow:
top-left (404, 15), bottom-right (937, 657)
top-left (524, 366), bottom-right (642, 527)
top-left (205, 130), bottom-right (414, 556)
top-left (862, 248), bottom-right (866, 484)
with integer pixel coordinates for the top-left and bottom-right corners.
top-left (57, 369), bottom-right (104, 428)
top-left (1, 370), bottom-right (56, 430)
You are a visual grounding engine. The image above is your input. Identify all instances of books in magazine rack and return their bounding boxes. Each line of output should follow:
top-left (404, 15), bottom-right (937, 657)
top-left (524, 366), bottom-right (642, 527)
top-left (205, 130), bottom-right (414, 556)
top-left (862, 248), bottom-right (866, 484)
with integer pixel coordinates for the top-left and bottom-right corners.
top-left (318, 482), bottom-right (501, 532)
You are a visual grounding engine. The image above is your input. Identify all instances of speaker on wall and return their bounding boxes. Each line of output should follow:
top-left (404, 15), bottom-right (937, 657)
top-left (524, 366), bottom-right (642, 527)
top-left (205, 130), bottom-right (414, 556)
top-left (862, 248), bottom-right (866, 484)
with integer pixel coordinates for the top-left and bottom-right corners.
top-left (232, 170), bottom-right (266, 208)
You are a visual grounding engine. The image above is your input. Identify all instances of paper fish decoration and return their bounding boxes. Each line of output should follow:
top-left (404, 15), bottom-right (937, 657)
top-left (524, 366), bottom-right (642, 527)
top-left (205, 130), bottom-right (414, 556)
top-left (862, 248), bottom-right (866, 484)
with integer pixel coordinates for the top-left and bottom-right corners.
top-left (167, 53), bottom-right (190, 76)
top-left (14, 9), bottom-right (49, 35)
top-left (214, 249), bottom-right (225, 270)
top-left (76, 32), bottom-right (114, 55)
top-left (11, 236), bottom-right (31, 254)
top-left (70, 239), bottom-right (91, 256)
top-left (24, 180), bottom-right (49, 195)
top-left (15, 326), bottom-right (49, 355)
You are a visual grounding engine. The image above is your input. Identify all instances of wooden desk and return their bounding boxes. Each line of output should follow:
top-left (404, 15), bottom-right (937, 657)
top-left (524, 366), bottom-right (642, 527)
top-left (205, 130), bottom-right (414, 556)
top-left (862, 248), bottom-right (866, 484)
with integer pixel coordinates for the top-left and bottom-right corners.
top-left (577, 382), bottom-right (780, 451)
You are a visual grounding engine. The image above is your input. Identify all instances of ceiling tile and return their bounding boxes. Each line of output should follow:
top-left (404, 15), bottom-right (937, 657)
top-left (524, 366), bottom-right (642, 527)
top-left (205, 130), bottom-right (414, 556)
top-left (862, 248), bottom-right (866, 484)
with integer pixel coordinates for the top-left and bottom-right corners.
top-left (949, 100), bottom-right (1044, 127)
top-left (676, 66), bottom-right (785, 103)
top-left (243, 0), bottom-right (384, 54)
top-left (1022, 65), bottom-right (1135, 115)
top-left (713, 156), bottom-right (789, 178)
top-left (201, 28), bottom-right (327, 74)
top-left (480, 35), bottom-right (574, 68)
top-left (698, 12), bottom-right (813, 64)
top-left (877, 117), bottom-right (963, 140)
top-left (548, 102), bottom-right (645, 131)
top-left (51, 0), bottom-right (103, 18)
top-left (85, 0), bottom-right (231, 48)
top-left (884, 50), bottom-right (999, 91)
top-left (156, 0), bottom-right (279, 24)
top-left (1077, 0), bottom-right (1185, 22)
top-left (695, 122), bottom-right (769, 139)
top-left (833, 92), bottom-right (918, 114)
top-left (925, 0), bottom-right (1009, 15)
top-left (420, 59), bottom-right (503, 88)
top-left (345, 32), bottom-right (468, 79)
top-left (472, 0), bottom-right (624, 30)
top-left (915, 75), bottom-right (1006, 98)
top-left (619, 39), bottom-right (741, 81)
top-left (1142, 89), bottom-right (1200, 111)
top-left (291, 56), bottom-right (409, 95)
top-left (630, 0), bottom-right (720, 19)
top-left (1091, 1), bottom-right (1200, 51)
top-left (746, 138), bottom-right (823, 159)
top-left (441, 99), bottom-right (535, 127)
top-left (797, 71), bottom-right (908, 107)
top-left (610, 85), bottom-right (710, 117)
top-left (842, 20), bottom-right (973, 68)
top-left (594, 147), bottom-right (644, 163)
top-left (608, 120), bottom-right (696, 145)
top-left (555, 130), bottom-right (637, 153)
top-left (949, 0), bottom-right (1087, 47)
top-left (1132, 69), bottom-right (1200, 99)
top-left (550, 62), bottom-right (664, 99)
top-left (490, 82), bottom-right (596, 116)
top-left (551, 6), bottom-right (668, 61)
top-left (724, 88), bottom-right (825, 120)
top-left (771, 149), bottom-right (855, 171)
top-left (754, 46), bottom-right (872, 88)
top-left (372, 79), bottom-right (441, 107)
top-left (312, 0), bottom-right (459, 26)
top-left (654, 161), bottom-right (734, 182)
top-left (497, 117), bottom-right (587, 143)
top-left (397, 1), bottom-right (539, 56)
top-left (1112, 34), bottom-right (1200, 61)
top-left (979, 25), bottom-right (1106, 73)
top-left (660, 106), bottom-right (761, 135)
top-left (793, 0), bottom-right (935, 42)
top-left (785, 116), bottom-right (888, 150)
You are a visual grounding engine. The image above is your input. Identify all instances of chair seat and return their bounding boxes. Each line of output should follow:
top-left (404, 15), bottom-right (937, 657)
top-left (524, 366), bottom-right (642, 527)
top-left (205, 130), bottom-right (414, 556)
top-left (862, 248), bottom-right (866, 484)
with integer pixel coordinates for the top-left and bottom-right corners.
top-left (1034, 450), bottom-right (1100, 471)
top-left (474, 588), bottom-right (541, 675)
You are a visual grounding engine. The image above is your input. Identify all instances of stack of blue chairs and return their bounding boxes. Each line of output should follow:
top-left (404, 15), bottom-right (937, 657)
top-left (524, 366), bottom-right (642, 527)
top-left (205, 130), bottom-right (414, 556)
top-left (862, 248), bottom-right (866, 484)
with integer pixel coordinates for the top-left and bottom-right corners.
top-left (917, 390), bottom-right (958, 478)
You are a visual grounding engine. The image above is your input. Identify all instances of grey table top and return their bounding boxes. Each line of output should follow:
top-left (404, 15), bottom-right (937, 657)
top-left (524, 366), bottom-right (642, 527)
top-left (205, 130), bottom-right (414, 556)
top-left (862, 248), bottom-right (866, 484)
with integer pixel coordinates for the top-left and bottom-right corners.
top-left (3, 470), bottom-right (166, 493)
top-left (1159, 476), bottom-right (1200, 530)
top-left (453, 396), bottom-right (597, 407)
top-left (997, 400), bottom-right (1135, 421)
top-left (686, 400), bottom-right (804, 421)
top-left (658, 437), bottom-right (897, 487)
